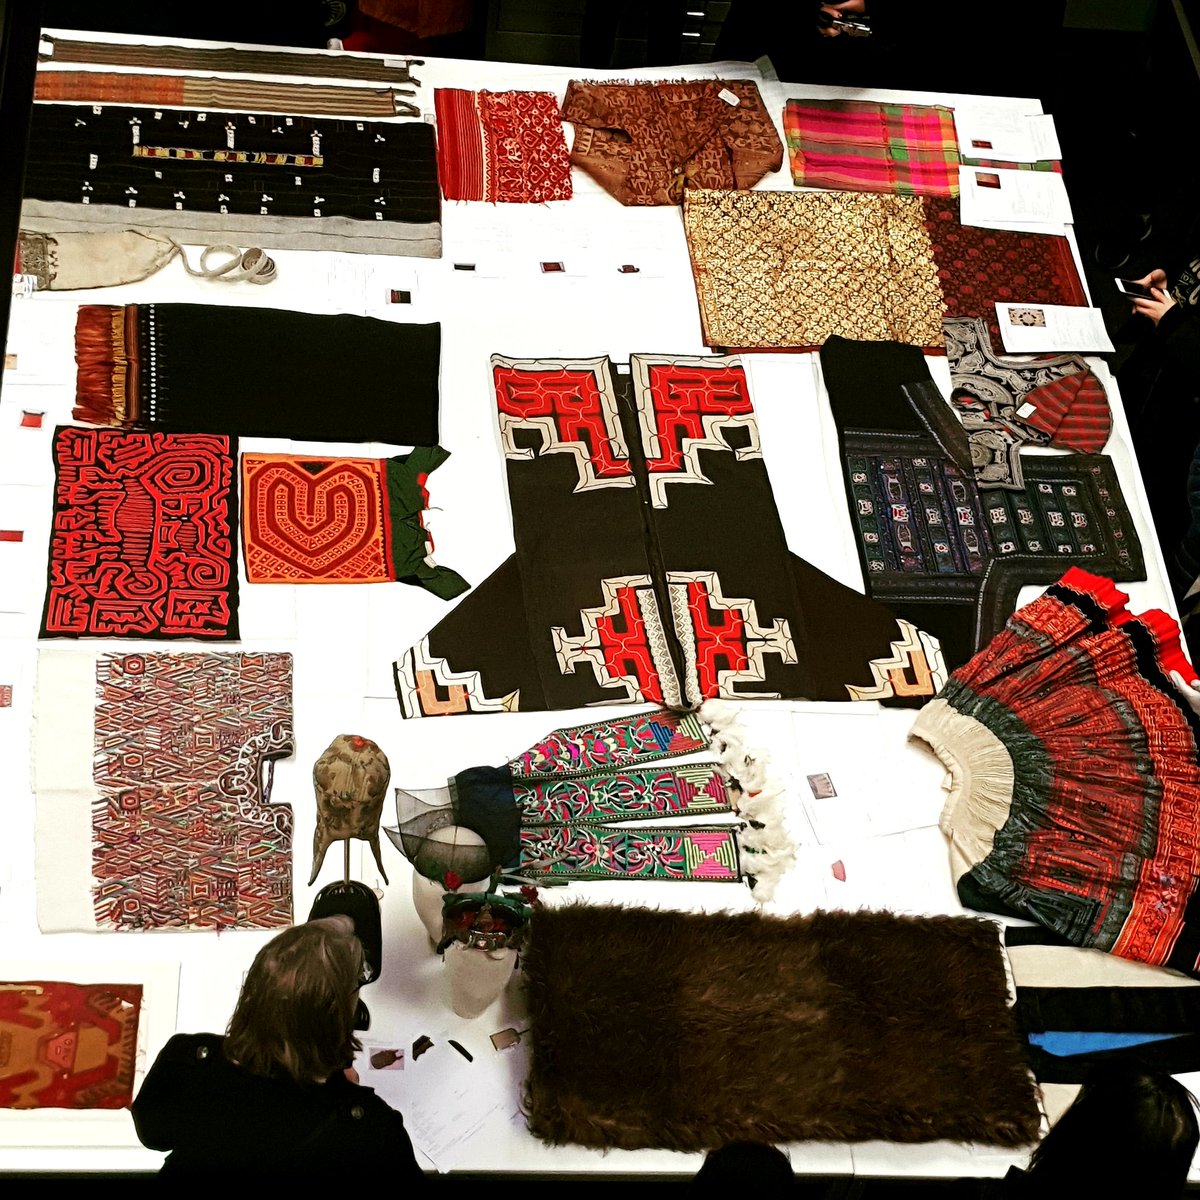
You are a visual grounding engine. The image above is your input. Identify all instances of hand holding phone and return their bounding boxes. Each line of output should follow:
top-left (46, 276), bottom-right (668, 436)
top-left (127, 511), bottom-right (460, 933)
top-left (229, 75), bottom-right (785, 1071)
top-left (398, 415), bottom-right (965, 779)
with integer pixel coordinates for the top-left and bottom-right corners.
top-left (1115, 277), bottom-right (1158, 300)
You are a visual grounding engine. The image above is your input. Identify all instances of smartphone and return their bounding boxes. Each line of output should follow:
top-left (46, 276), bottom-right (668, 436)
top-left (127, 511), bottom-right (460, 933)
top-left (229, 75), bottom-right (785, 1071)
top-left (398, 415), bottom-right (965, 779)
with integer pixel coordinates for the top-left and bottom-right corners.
top-left (1115, 277), bottom-right (1158, 300)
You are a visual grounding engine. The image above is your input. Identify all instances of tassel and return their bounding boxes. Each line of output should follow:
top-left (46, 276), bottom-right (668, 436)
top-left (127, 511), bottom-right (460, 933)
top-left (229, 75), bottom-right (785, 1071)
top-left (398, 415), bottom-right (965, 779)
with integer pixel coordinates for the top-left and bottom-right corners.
top-left (73, 304), bottom-right (135, 427)
top-left (699, 699), bottom-right (796, 904)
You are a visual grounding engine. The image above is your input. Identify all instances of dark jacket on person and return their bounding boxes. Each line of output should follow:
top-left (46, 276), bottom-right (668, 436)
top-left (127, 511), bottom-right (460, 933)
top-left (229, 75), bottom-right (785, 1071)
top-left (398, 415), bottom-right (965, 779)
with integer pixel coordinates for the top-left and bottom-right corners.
top-left (131, 1032), bottom-right (425, 1181)
top-left (1158, 251), bottom-right (1200, 386)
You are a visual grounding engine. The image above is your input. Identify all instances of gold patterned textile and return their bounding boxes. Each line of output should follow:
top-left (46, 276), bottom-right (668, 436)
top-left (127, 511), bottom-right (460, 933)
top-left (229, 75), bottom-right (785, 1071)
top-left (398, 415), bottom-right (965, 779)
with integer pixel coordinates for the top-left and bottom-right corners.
top-left (682, 190), bottom-right (946, 350)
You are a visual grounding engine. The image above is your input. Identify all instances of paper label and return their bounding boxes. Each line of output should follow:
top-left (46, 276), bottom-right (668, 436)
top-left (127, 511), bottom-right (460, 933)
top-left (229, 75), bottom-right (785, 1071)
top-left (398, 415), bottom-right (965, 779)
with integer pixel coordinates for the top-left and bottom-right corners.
top-left (1016, 402), bottom-right (1037, 419)
top-left (39, 38), bottom-right (54, 57)
top-left (717, 88), bottom-right (740, 106)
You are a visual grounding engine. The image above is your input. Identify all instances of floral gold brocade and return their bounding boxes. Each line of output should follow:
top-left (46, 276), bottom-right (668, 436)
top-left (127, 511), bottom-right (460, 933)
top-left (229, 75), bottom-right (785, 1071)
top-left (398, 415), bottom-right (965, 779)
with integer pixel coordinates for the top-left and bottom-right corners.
top-left (682, 190), bottom-right (946, 351)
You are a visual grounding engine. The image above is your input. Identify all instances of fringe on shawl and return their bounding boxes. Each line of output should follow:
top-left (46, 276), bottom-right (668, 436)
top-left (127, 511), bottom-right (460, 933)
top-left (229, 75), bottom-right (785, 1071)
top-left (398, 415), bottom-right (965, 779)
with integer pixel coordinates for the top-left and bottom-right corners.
top-left (909, 696), bottom-right (1016, 881)
top-left (73, 304), bottom-right (137, 427)
top-left (700, 699), bottom-right (795, 903)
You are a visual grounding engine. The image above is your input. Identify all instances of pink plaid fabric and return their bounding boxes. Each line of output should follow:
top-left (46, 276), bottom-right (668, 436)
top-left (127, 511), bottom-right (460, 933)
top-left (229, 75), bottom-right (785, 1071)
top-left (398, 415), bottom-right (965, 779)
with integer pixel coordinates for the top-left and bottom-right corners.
top-left (784, 99), bottom-right (960, 197)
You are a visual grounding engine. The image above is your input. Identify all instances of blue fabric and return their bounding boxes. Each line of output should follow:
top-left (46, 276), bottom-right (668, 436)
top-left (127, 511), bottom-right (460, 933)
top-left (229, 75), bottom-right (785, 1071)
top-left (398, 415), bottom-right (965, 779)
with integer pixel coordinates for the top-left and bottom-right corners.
top-left (1029, 1030), bottom-right (1184, 1057)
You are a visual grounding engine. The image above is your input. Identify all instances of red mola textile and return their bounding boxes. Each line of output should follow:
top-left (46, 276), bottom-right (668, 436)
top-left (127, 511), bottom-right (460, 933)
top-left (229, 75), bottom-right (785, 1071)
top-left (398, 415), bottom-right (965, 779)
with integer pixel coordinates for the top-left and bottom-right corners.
top-left (0, 981), bottom-right (142, 1109)
top-left (41, 427), bottom-right (238, 640)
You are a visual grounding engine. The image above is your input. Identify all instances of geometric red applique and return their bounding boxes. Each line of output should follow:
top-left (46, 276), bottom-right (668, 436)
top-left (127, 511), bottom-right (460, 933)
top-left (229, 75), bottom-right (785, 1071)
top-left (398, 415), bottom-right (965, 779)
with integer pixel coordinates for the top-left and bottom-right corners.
top-left (41, 428), bottom-right (238, 639)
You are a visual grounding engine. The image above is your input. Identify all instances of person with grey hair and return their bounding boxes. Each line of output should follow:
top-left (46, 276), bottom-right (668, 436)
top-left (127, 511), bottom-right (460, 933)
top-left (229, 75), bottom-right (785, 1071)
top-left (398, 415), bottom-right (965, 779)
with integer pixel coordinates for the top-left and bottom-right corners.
top-left (132, 916), bottom-right (424, 1182)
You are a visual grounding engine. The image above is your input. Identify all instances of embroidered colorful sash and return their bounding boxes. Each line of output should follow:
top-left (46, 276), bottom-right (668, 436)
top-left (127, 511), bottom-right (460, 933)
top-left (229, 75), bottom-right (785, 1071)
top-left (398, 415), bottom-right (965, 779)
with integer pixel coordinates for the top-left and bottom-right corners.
top-left (73, 304), bottom-right (441, 445)
top-left (41, 427), bottom-right (238, 640)
top-left (387, 707), bottom-right (787, 894)
top-left (34, 649), bottom-right (295, 932)
top-left (821, 337), bottom-right (1143, 669)
top-left (515, 764), bottom-right (730, 825)
top-left (240, 449), bottom-right (467, 598)
top-left (23, 104), bottom-right (440, 257)
top-left (560, 79), bottom-right (782, 206)
top-left (518, 824), bottom-right (740, 882)
top-left (911, 570), bottom-right (1200, 977)
top-left (682, 190), bottom-right (946, 351)
top-left (394, 354), bottom-right (946, 716)
top-left (434, 89), bottom-right (572, 202)
top-left (784, 99), bottom-right (960, 196)
top-left (513, 709), bottom-right (710, 775)
top-left (0, 981), bottom-right (142, 1109)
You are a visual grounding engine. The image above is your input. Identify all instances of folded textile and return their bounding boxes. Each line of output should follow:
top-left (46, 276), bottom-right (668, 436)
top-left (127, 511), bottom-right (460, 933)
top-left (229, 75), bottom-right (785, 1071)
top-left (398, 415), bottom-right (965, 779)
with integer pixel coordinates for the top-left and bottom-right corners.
top-left (74, 304), bottom-right (441, 445)
top-left (33, 70), bottom-right (412, 118)
top-left (682, 190), bottom-right (946, 351)
top-left (1019, 369), bottom-right (1112, 453)
top-left (560, 78), bottom-right (782, 206)
top-left (911, 569), bottom-right (1200, 976)
top-left (924, 200), bottom-right (1088, 345)
top-left (784, 98), bottom-right (960, 196)
top-left (241, 449), bottom-right (468, 598)
top-left (523, 905), bottom-right (1040, 1149)
top-left (1004, 925), bottom-right (1200, 1088)
top-left (39, 34), bottom-right (420, 84)
top-left (434, 89), bottom-right (571, 202)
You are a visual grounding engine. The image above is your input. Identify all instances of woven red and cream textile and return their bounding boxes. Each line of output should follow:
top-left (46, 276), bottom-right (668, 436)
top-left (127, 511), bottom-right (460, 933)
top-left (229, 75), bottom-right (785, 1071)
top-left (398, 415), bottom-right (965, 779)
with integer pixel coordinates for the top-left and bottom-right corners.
top-left (435, 88), bottom-right (571, 203)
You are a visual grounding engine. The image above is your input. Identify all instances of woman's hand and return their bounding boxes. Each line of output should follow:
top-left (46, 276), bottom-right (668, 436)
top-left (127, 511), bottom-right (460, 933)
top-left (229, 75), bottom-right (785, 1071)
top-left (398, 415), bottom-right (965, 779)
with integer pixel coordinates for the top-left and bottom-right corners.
top-left (1134, 268), bottom-right (1169, 292)
top-left (1128, 268), bottom-right (1175, 324)
top-left (1132, 288), bottom-right (1177, 326)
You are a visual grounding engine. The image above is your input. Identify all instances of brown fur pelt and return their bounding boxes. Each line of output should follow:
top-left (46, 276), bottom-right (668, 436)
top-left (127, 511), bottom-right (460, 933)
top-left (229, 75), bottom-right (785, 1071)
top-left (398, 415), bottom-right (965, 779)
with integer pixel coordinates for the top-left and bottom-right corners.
top-left (522, 905), bottom-right (1040, 1151)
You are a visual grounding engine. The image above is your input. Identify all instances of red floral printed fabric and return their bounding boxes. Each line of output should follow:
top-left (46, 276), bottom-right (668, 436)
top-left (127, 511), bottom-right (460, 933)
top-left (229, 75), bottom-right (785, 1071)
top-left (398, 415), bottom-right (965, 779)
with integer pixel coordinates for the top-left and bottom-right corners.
top-left (435, 88), bottom-right (572, 203)
top-left (923, 199), bottom-right (1088, 344)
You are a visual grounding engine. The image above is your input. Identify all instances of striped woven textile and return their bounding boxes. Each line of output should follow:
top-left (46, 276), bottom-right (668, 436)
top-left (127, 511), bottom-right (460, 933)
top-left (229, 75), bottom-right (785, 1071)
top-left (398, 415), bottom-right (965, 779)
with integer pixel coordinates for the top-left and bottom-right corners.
top-left (35, 70), bottom-right (408, 118)
top-left (784, 99), bottom-right (959, 197)
top-left (38, 35), bottom-right (418, 84)
top-left (1019, 368), bottom-right (1112, 453)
